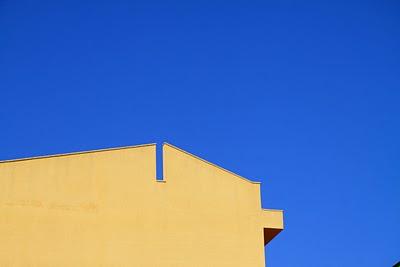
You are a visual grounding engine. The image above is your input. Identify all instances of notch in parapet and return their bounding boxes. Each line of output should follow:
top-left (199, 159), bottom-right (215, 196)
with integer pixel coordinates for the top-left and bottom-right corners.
top-left (156, 143), bottom-right (164, 181)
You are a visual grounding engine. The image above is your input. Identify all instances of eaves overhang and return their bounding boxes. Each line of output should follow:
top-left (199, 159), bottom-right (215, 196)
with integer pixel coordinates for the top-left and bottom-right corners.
top-left (262, 209), bottom-right (284, 245)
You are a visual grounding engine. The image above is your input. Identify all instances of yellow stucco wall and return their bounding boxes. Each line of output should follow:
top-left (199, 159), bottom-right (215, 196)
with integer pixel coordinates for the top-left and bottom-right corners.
top-left (0, 143), bottom-right (283, 266)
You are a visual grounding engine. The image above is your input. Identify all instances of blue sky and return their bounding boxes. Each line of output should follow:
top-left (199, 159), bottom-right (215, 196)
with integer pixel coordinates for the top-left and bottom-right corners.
top-left (1, 0), bottom-right (399, 266)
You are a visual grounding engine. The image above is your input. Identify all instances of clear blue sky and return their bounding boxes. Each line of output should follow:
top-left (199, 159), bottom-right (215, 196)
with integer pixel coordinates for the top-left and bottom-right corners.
top-left (1, 0), bottom-right (399, 266)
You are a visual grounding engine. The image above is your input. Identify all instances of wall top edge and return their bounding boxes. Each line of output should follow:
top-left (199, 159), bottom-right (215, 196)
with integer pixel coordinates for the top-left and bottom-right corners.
top-left (163, 143), bottom-right (261, 185)
top-left (0, 143), bottom-right (156, 164)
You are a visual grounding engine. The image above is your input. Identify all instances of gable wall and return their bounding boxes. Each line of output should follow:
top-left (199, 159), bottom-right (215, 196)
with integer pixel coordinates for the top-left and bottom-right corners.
top-left (0, 144), bottom-right (271, 266)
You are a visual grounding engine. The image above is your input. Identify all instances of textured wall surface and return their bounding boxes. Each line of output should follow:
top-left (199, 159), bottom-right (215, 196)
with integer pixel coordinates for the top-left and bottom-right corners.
top-left (0, 143), bottom-right (283, 266)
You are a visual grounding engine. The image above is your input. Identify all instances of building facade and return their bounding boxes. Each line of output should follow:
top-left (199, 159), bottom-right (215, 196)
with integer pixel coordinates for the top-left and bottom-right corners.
top-left (0, 143), bottom-right (283, 266)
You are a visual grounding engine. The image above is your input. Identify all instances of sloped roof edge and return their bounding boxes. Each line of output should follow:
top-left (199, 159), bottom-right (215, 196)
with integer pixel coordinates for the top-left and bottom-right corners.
top-left (0, 143), bottom-right (263, 186)
top-left (164, 143), bottom-right (261, 185)
top-left (0, 143), bottom-right (156, 164)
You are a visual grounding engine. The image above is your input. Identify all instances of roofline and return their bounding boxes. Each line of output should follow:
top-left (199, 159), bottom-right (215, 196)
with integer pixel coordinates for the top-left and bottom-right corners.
top-left (163, 143), bottom-right (261, 185)
top-left (262, 208), bottom-right (284, 213)
top-left (1, 143), bottom-right (262, 185)
top-left (0, 143), bottom-right (156, 164)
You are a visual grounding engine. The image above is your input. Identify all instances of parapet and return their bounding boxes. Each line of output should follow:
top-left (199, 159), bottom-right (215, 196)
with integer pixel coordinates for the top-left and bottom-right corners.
top-left (0, 143), bottom-right (283, 266)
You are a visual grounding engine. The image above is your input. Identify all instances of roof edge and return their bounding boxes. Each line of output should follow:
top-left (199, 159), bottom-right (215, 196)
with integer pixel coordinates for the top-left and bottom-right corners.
top-left (0, 143), bottom-right (156, 164)
top-left (163, 143), bottom-right (261, 185)
top-left (262, 208), bottom-right (284, 212)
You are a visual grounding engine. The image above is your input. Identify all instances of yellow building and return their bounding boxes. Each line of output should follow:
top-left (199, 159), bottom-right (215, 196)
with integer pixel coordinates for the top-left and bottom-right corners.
top-left (0, 143), bottom-right (283, 266)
